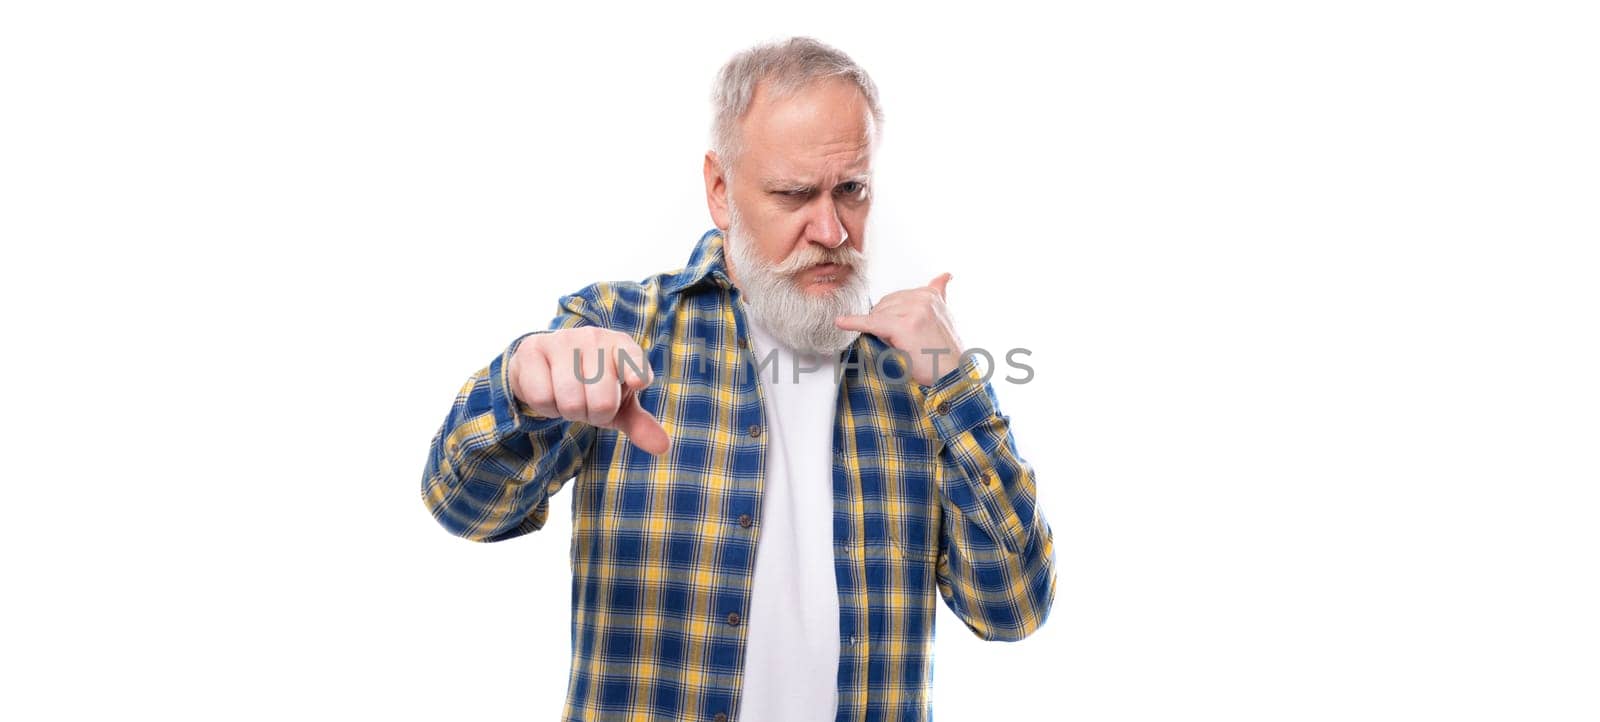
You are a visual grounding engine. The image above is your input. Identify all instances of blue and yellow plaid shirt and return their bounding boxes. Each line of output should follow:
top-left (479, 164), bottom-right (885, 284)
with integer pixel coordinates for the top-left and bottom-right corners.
top-left (421, 228), bottom-right (1056, 721)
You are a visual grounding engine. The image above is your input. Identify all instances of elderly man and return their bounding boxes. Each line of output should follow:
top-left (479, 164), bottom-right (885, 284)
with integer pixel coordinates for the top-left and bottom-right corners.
top-left (421, 37), bottom-right (1055, 722)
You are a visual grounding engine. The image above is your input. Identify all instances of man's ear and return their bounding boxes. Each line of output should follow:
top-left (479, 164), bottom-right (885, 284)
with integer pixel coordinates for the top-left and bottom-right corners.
top-left (703, 151), bottom-right (731, 231)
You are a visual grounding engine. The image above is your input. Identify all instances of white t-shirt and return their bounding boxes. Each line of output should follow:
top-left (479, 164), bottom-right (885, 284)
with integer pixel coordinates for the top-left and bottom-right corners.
top-left (735, 310), bottom-right (843, 722)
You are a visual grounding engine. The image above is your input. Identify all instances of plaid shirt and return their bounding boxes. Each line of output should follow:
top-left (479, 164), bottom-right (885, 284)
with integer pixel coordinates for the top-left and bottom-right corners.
top-left (421, 228), bottom-right (1056, 721)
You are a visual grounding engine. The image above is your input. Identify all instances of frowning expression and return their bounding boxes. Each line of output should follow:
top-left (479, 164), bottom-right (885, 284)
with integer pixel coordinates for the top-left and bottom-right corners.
top-left (705, 77), bottom-right (876, 297)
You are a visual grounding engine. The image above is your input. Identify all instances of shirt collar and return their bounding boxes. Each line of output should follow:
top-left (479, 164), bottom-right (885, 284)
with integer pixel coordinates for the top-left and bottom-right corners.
top-left (663, 227), bottom-right (736, 297)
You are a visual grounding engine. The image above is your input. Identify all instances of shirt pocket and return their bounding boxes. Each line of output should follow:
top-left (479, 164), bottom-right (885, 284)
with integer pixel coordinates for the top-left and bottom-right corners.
top-left (880, 434), bottom-right (942, 564)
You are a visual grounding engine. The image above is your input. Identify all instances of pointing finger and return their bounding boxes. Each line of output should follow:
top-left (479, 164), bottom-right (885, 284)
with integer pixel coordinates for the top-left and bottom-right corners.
top-left (614, 394), bottom-right (670, 456)
top-left (927, 272), bottom-right (952, 299)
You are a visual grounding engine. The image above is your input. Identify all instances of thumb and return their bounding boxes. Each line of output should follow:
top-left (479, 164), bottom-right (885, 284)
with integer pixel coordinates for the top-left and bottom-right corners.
top-left (613, 393), bottom-right (670, 456)
top-left (927, 272), bottom-right (952, 299)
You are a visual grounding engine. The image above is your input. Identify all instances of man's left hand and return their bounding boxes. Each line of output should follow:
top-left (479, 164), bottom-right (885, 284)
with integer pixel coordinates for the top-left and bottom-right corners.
top-left (834, 272), bottom-right (964, 387)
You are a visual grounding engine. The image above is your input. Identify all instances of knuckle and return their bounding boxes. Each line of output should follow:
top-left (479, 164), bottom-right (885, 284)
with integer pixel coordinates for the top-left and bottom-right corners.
top-left (524, 335), bottom-right (553, 359)
top-left (550, 332), bottom-right (580, 357)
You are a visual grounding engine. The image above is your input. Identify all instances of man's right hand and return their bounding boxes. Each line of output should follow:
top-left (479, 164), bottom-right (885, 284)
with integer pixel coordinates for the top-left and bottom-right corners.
top-left (508, 328), bottom-right (670, 456)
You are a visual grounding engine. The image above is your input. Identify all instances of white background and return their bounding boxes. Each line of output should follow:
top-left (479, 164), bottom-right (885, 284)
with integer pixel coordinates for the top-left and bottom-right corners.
top-left (3, 1), bottom-right (1597, 720)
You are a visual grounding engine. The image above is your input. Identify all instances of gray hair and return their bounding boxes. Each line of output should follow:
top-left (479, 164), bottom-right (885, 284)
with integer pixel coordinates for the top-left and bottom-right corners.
top-left (710, 36), bottom-right (884, 178)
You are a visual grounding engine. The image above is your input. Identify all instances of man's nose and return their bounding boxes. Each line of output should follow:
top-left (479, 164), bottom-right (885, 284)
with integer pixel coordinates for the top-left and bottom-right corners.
top-left (804, 196), bottom-right (848, 249)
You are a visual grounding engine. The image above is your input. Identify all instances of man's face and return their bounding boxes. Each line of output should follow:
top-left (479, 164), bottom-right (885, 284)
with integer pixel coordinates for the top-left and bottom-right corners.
top-left (713, 77), bottom-right (875, 296)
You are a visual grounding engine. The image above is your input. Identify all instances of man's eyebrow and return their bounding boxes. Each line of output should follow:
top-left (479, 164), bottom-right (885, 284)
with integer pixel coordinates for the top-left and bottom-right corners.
top-left (760, 173), bottom-right (872, 192)
top-left (760, 176), bottom-right (815, 193)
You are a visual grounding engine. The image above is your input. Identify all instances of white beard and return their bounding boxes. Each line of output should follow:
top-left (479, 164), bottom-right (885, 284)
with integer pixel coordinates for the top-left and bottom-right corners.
top-left (724, 200), bottom-right (871, 357)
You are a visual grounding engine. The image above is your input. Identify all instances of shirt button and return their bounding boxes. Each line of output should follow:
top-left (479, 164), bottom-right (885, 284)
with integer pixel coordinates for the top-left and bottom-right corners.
top-left (714, 714), bottom-right (728, 722)
top-left (737, 337), bottom-right (748, 350)
top-left (936, 401), bottom-right (952, 415)
top-left (747, 424), bottom-right (761, 438)
top-left (982, 472), bottom-right (994, 486)
top-left (727, 612), bottom-right (741, 627)
top-left (738, 513), bottom-right (753, 528)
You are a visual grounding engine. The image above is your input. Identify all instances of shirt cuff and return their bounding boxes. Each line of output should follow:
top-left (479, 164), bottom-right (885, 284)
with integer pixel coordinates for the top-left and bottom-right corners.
top-left (921, 353), bottom-right (996, 439)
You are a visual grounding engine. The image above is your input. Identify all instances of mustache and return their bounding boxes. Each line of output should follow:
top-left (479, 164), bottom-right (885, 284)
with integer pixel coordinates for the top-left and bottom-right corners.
top-left (771, 243), bottom-right (867, 276)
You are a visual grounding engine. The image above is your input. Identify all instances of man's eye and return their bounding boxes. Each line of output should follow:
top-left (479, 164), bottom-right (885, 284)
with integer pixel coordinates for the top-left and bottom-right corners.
top-left (837, 182), bottom-right (867, 198)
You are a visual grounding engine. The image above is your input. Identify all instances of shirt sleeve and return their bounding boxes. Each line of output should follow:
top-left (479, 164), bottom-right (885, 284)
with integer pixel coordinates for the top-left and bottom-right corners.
top-left (419, 294), bottom-right (602, 542)
top-left (922, 355), bottom-right (1057, 641)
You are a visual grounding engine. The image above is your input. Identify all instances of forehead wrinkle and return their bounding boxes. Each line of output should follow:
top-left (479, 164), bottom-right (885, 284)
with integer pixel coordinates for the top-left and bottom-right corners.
top-left (756, 152), bottom-right (874, 190)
